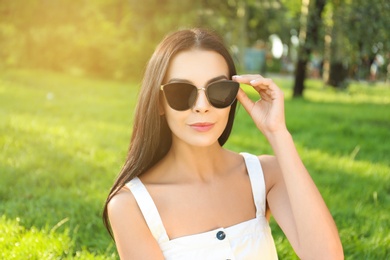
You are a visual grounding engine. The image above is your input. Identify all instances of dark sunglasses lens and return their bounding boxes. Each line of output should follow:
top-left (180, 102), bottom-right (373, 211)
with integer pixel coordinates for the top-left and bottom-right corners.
top-left (207, 81), bottom-right (239, 108)
top-left (163, 83), bottom-right (197, 111)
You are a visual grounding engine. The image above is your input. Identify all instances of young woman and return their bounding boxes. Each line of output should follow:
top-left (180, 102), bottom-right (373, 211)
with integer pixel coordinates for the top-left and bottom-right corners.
top-left (103, 28), bottom-right (343, 259)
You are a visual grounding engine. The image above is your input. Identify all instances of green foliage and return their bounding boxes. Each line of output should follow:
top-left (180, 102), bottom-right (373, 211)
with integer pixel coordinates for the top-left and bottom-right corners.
top-left (340, 0), bottom-right (390, 56)
top-left (0, 216), bottom-right (71, 259)
top-left (1, 0), bottom-right (388, 83)
top-left (0, 0), bottom-right (197, 79)
top-left (0, 215), bottom-right (114, 259)
top-left (1, 70), bottom-right (389, 258)
top-left (246, 0), bottom-right (301, 45)
top-left (322, 0), bottom-right (389, 82)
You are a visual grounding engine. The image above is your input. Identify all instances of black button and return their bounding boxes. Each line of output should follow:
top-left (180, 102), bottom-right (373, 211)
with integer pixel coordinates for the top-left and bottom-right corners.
top-left (216, 231), bottom-right (226, 240)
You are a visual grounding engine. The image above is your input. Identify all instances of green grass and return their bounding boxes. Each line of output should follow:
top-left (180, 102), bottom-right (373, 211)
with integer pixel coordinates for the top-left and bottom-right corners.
top-left (1, 70), bottom-right (389, 259)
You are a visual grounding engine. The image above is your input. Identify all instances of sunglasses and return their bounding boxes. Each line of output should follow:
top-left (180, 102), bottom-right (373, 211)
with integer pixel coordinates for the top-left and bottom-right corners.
top-left (160, 80), bottom-right (239, 111)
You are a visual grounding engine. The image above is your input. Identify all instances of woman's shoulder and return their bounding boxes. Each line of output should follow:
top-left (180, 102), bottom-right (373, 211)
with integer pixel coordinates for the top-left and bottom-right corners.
top-left (240, 152), bottom-right (278, 170)
top-left (258, 154), bottom-right (278, 169)
top-left (108, 178), bottom-right (151, 221)
top-left (224, 150), bottom-right (279, 176)
top-left (107, 183), bottom-right (154, 239)
top-left (247, 154), bottom-right (281, 194)
top-left (107, 185), bottom-right (137, 217)
top-left (107, 183), bottom-right (166, 259)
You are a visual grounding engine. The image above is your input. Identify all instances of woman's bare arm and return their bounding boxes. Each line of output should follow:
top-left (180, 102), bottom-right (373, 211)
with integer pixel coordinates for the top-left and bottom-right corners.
top-left (262, 137), bottom-right (343, 259)
top-left (234, 74), bottom-right (343, 259)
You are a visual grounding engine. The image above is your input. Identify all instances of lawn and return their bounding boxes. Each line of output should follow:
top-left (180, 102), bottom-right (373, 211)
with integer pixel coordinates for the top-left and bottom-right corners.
top-left (0, 69), bottom-right (389, 259)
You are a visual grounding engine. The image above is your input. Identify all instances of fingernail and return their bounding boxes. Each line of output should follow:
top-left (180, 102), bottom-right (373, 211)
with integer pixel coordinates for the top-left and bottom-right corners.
top-left (250, 79), bottom-right (258, 84)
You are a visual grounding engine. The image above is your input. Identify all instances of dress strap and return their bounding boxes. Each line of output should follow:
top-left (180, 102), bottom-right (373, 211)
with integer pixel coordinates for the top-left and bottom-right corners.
top-left (240, 153), bottom-right (266, 216)
top-left (126, 177), bottom-right (170, 243)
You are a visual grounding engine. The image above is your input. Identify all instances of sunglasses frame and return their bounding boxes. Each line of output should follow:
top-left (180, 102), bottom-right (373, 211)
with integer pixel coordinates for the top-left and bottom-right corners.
top-left (160, 80), bottom-right (239, 111)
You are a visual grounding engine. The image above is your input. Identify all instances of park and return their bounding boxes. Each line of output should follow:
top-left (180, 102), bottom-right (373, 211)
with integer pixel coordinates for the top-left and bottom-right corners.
top-left (1, 0), bottom-right (389, 259)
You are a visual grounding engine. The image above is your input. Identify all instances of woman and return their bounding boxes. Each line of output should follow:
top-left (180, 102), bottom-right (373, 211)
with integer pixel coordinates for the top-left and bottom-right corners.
top-left (103, 28), bottom-right (343, 259)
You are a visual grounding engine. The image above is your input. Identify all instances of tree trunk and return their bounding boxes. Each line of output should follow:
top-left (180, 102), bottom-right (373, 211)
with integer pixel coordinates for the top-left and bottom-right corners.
top-left (326, 3), bottom-right (348, 87)
top-left (293, 0), bottom-right (327, 98)
top-left (237, 1), bottom-right (248, 70)
top-left (293, 57), bottom-right (309, 97)
top-left (328, 62), bottom-right (347, 87)
top-left (322, 6), bottom-right (333, 84)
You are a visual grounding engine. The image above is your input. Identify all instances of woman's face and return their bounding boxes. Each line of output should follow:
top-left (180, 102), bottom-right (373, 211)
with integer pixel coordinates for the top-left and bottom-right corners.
top-left (162, 49), bottom-right (231, 148)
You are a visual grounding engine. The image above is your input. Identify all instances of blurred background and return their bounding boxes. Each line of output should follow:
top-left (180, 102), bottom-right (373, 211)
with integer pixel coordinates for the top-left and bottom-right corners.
top-left (1, 0), bottom-right (389, 86)
top-left (1, 0), bottom-right (389, 259)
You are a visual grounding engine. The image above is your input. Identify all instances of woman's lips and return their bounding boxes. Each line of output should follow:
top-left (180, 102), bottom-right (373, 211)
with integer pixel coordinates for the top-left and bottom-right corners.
top-left (189, 122), bottom-right (215, 132)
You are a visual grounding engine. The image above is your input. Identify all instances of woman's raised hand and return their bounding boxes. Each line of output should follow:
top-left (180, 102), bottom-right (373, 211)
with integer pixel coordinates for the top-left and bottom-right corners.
top-left (232, 75), bottom-right (287, 137)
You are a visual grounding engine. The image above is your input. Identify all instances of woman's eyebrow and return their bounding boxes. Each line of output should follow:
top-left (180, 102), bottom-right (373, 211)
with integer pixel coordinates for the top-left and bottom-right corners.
top-left (166, 78), bottom-right (192, 84)
top-left (206, 75), bottom-right (229, 85)
top-left (167, 75), bottom-right (229, 85)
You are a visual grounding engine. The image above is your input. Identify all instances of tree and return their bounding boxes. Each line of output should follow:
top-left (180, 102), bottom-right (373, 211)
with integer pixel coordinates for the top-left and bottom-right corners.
top-left (0, 1), bottom-right (307, 80)
top-left (292, 0), bottom-right (326, 97)
top-left (196, 0), bottom-right (302, 72)
top-left (0, 0), bottom-right (197, 79)
top-left (327, 0), bottom-right (390, 85)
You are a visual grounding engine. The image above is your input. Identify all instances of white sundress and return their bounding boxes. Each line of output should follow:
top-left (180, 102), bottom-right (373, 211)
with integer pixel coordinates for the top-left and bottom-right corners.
top-left (126, 152), bottom-right (278, 259)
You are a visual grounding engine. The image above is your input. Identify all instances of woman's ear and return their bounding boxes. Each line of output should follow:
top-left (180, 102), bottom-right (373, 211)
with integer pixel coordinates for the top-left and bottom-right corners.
top-left (159, 106), bottom-right (165, 116)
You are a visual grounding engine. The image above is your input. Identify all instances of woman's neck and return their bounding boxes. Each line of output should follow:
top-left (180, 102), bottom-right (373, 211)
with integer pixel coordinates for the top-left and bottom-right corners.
top-left (149, 142), bottom-right (238, 184)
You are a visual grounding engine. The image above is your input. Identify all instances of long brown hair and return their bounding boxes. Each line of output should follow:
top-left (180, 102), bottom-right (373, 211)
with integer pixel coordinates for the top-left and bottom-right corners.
top-left (103, 28), bottom-right (238, 238)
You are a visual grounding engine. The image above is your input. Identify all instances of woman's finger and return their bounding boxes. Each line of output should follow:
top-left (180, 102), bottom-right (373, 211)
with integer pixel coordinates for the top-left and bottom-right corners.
top-left (233, 75), bottom-right (277, 94)
top-left (232, 75), bottom-right (263, 85)
top-left (259, 90), bottom-right (272, 102)
top-left (236, 88), bottom-right (255, 114)
top-left (253, 78), bottom-right (283, 101)
top-left (250, 78), bottom-right (275, 90)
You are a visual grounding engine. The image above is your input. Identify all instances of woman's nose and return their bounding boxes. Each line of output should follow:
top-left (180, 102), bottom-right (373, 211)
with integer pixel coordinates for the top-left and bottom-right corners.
top-left (192, 88), bottom-right (210, 113)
